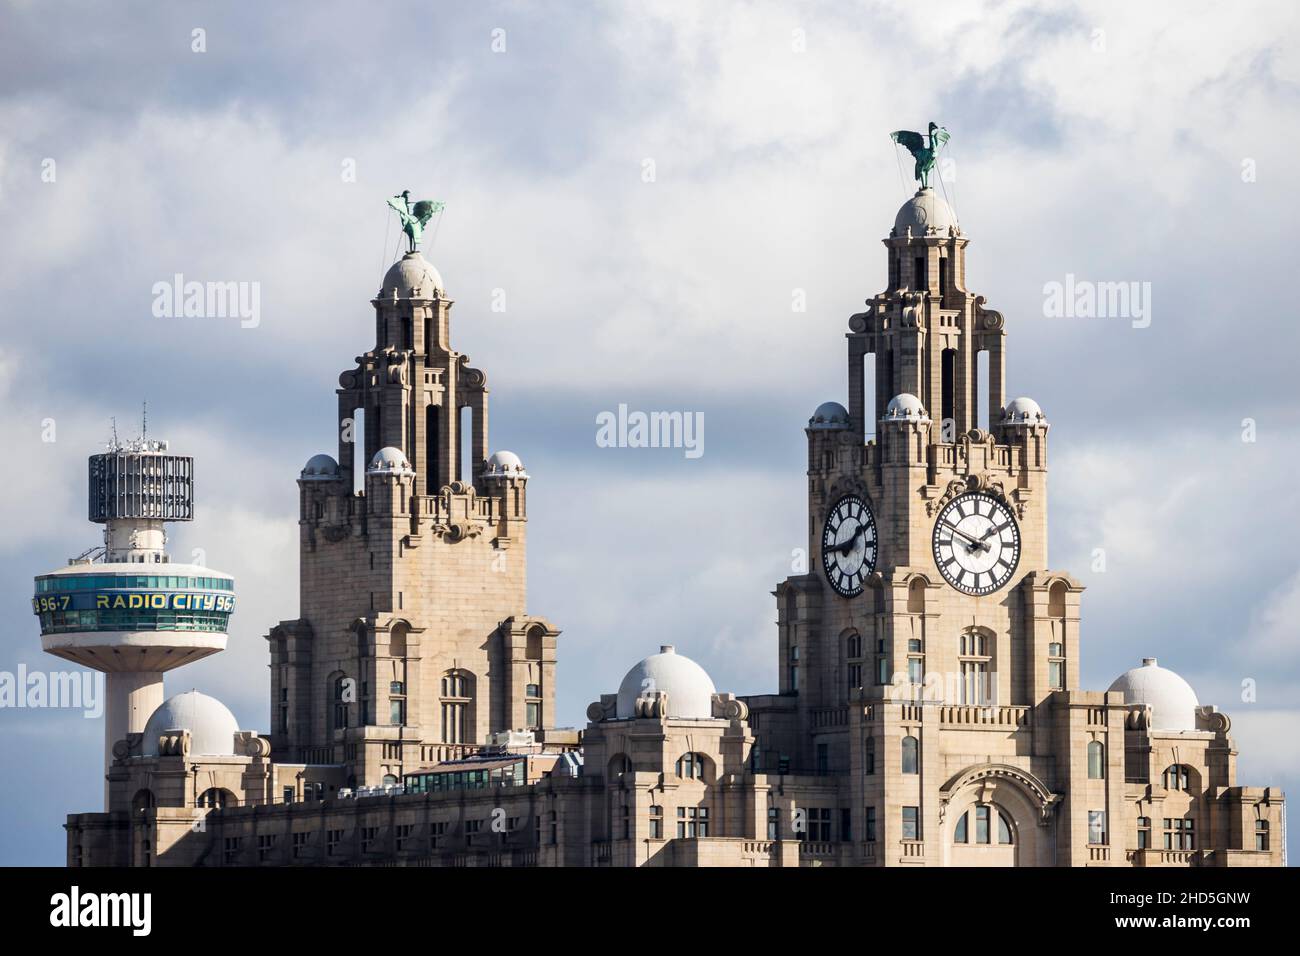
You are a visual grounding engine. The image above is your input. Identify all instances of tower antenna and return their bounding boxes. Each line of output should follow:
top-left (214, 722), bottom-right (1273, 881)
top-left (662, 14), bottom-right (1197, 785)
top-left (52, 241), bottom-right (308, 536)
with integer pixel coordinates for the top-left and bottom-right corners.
top-left (110, 417), bottom-right (118, 450)
top-left (142, 401), bottom-right (147, 443)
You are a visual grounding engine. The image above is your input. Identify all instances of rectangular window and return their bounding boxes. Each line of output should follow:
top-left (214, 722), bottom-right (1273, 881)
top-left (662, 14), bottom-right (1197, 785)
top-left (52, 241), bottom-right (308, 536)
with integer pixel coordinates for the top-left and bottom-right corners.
top-left (816, 743), bottom-right (828, 774)
top-left (649, 805), bottom-right (663, 840)
top-left (1049, 660), bottom-right (1064, 690)
top-left (526, 701), bottom-right (541, 728)
top-left (840, 808), bottom-right (852, 843)
top-left (675, 806), bottom-right (708, 838)
top-left (1137, 817), bottom-right (1150, 850)
top-left (767, 806), bottom-right (780, 840)
top-left (282, 785), bottom-right (294, 804)
top-left (865, 806), bottom-right (876, 842)
top-left (976, 805), bottom-right (990, 844)
top-left (901, 806), bottom-right (920, 841)
top-left (1088, 741), bottom-right (1105, 779)
top-left (1255, 820), bottom-right (1269, 851)
top-left (1088, 810), bottom-right (1107, 845)
top-left (908, 656), bottom-right (923, 684)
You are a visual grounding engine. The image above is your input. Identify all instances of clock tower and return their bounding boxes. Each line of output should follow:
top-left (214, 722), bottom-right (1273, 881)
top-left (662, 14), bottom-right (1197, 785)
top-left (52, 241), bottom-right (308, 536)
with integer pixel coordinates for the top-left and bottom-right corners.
top-left (266, 246), bottom-right (561, 787)
top-left (750, 179), bottom-right (1089, 864)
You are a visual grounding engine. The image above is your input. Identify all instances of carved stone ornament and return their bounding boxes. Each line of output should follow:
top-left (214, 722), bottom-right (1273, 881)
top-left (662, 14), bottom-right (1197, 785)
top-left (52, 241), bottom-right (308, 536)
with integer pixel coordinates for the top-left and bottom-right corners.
top-left (939, 763), bottom-right (1061, 826)
top-left (457, 353), bottom-right (487, 389)
top-left (900, 291), bottom-right (926, 329)
top-left (974, 295), bottom-right (1005, 330)
top-left (432, 481), bottom-right (485, 542)
top-left (925, 473), bottom-right (1025, 519)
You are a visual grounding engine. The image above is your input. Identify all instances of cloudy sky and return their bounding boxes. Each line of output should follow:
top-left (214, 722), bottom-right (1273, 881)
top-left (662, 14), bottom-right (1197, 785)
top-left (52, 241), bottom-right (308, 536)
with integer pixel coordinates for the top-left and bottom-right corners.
top-left (1, 0), bottom-right (1297, 865)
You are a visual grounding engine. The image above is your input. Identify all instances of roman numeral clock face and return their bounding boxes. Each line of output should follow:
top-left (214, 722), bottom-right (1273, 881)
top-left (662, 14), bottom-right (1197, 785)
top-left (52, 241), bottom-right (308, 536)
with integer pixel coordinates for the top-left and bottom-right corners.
top-left (822, 495), bottom-right (878, 597)
top-left (932, 493), bottom-right (1021, 596)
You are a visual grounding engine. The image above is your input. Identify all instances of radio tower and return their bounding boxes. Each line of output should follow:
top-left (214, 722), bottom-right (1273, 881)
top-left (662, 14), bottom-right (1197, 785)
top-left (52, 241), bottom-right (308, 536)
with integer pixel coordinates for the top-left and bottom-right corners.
top-left (33, 426), bottom-right (236, 805)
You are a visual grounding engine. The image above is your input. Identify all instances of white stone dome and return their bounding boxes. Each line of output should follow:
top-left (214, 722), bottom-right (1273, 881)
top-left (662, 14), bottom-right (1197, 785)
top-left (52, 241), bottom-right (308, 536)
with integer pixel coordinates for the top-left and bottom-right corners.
top-left (1002, 396), bottom-right (1047, 426)
top-left (809, 401), bottom-right (850, 430)
top-left (142, 690), bottom-right (239, 757)
top-left (1108, 658), bottom-right (1200, 733)
top-left (380, 251), bottom-right (444, 299)
top-left (484, 450), bottom-right (528, 478)
top-left (893, 187), bottom-right (959, 238)
top-left (883, 393), bottom-right (929, 423)
top-left (301, 453), bottom-right (340, 480)
top-left (617, 645), bottom-right (717, 720)
top-left (368, 446), bottom-right (413, 476)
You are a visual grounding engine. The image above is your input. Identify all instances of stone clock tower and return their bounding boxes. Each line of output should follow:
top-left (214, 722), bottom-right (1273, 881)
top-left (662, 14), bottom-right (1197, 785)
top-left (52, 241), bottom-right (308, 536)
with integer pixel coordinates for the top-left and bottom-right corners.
top-left (266, 249), bottom-right (560, 787)
top-left (750, 183), bottom-right (1091, 863)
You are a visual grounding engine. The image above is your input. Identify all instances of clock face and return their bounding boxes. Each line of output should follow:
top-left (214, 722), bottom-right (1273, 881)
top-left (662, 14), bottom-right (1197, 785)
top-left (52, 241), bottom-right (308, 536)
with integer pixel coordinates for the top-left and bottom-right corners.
top-left (932, 492), bottom-right (1021, 596)
top-left (822, 495), bottom-right (878, 597)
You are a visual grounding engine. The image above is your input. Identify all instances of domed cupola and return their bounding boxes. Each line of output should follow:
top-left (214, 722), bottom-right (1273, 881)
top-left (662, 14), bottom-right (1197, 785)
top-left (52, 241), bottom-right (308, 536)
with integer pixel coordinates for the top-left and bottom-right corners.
top-left (367, 446), bottom-right (414, 476)
top-left (142, 690), bottom-right (240, 757)
top-left (300, 453), bottom-right (340, 481)
top-left (1001, 396), bottom-right (1048, 427)
top-left (883, 393), bottom-right (930, 423)
top-left (616, 645), bottom-right (718, 719)
top-left (380, 251), bottom-right (445, 299)
top-left (1108, 658), bottom-right (1201, 733)
top-left (808, 401), bottom-right (851, 430)
top-left (484, 450), bottom-right (528, 478)
top-left (892, 187), bottom-right (960, 239)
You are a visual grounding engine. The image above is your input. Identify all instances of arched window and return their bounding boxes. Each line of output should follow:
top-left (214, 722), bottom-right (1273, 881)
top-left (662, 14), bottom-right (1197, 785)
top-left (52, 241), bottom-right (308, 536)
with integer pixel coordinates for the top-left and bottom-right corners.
top-left (953, 805), bottom-right (1014, 845)
top-left (607, 754), bottom-right (631, 779)
top-left (440, 669), bottom-right (474, 744)
top-left (676, 753), bottom-right (707, 780)
top-left (1163, 764), bottom-right (1191, 791)
top-left (901, 736), bottom-right (919, 774)
top-left (958, 631), bottom-right (991, 704)
top-left (1087, 740), bottom-right (1104, 779)
top-left (131, 789), bottom-right (156, 814)
top-left (381, 774), bottom-right (399, 787)
top-left (197, 788), bottom-right (234, 809)
top-left (846, 632), bottom-right (862, 659)
top-left (907, 577), bottom-right (926, 614)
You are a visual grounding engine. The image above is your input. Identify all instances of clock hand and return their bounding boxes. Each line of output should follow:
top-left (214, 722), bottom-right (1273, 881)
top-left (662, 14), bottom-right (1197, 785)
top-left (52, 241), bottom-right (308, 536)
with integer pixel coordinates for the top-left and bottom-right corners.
top-left (836, 522), bottom-right (866, 555)
top-left (946, 523), bottom-right (990, 553)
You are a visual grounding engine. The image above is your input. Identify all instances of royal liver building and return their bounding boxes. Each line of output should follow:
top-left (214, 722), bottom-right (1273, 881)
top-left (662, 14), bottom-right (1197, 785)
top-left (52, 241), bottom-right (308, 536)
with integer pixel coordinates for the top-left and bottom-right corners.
top-left (63, 159), bottom-right (1284, 867)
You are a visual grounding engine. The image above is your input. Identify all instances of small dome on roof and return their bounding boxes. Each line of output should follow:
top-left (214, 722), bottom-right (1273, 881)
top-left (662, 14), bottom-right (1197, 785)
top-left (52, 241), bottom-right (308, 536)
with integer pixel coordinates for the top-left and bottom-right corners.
top-left (368, 446), bottom-right (413, 476)
top-left (883, 393), bottom-right (930, 423)
top-left (1002, 397), bottom-right (1047, 426)
top-left (380, 251), bottom-right (444, 299)
top-left (893, 187), bottom-right (959, 239)
top-left (142, 690), bottom-right (239, 757)
top-left (617, 645), bottom-right (717, 720)
top-left (301, 453), bottom-right (340, 480)
top-left (484, 450), bottom-right (528, 478)
top-left (1108, 658), bottom-right (1200, 733)
top-left (809, 401), bottom-right (850, 430)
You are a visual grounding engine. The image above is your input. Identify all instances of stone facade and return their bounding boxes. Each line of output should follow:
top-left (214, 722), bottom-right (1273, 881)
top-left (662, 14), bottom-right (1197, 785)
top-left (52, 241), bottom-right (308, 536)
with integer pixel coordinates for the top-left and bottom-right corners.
top-left (63, 187), bottom-right (1285, 868)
